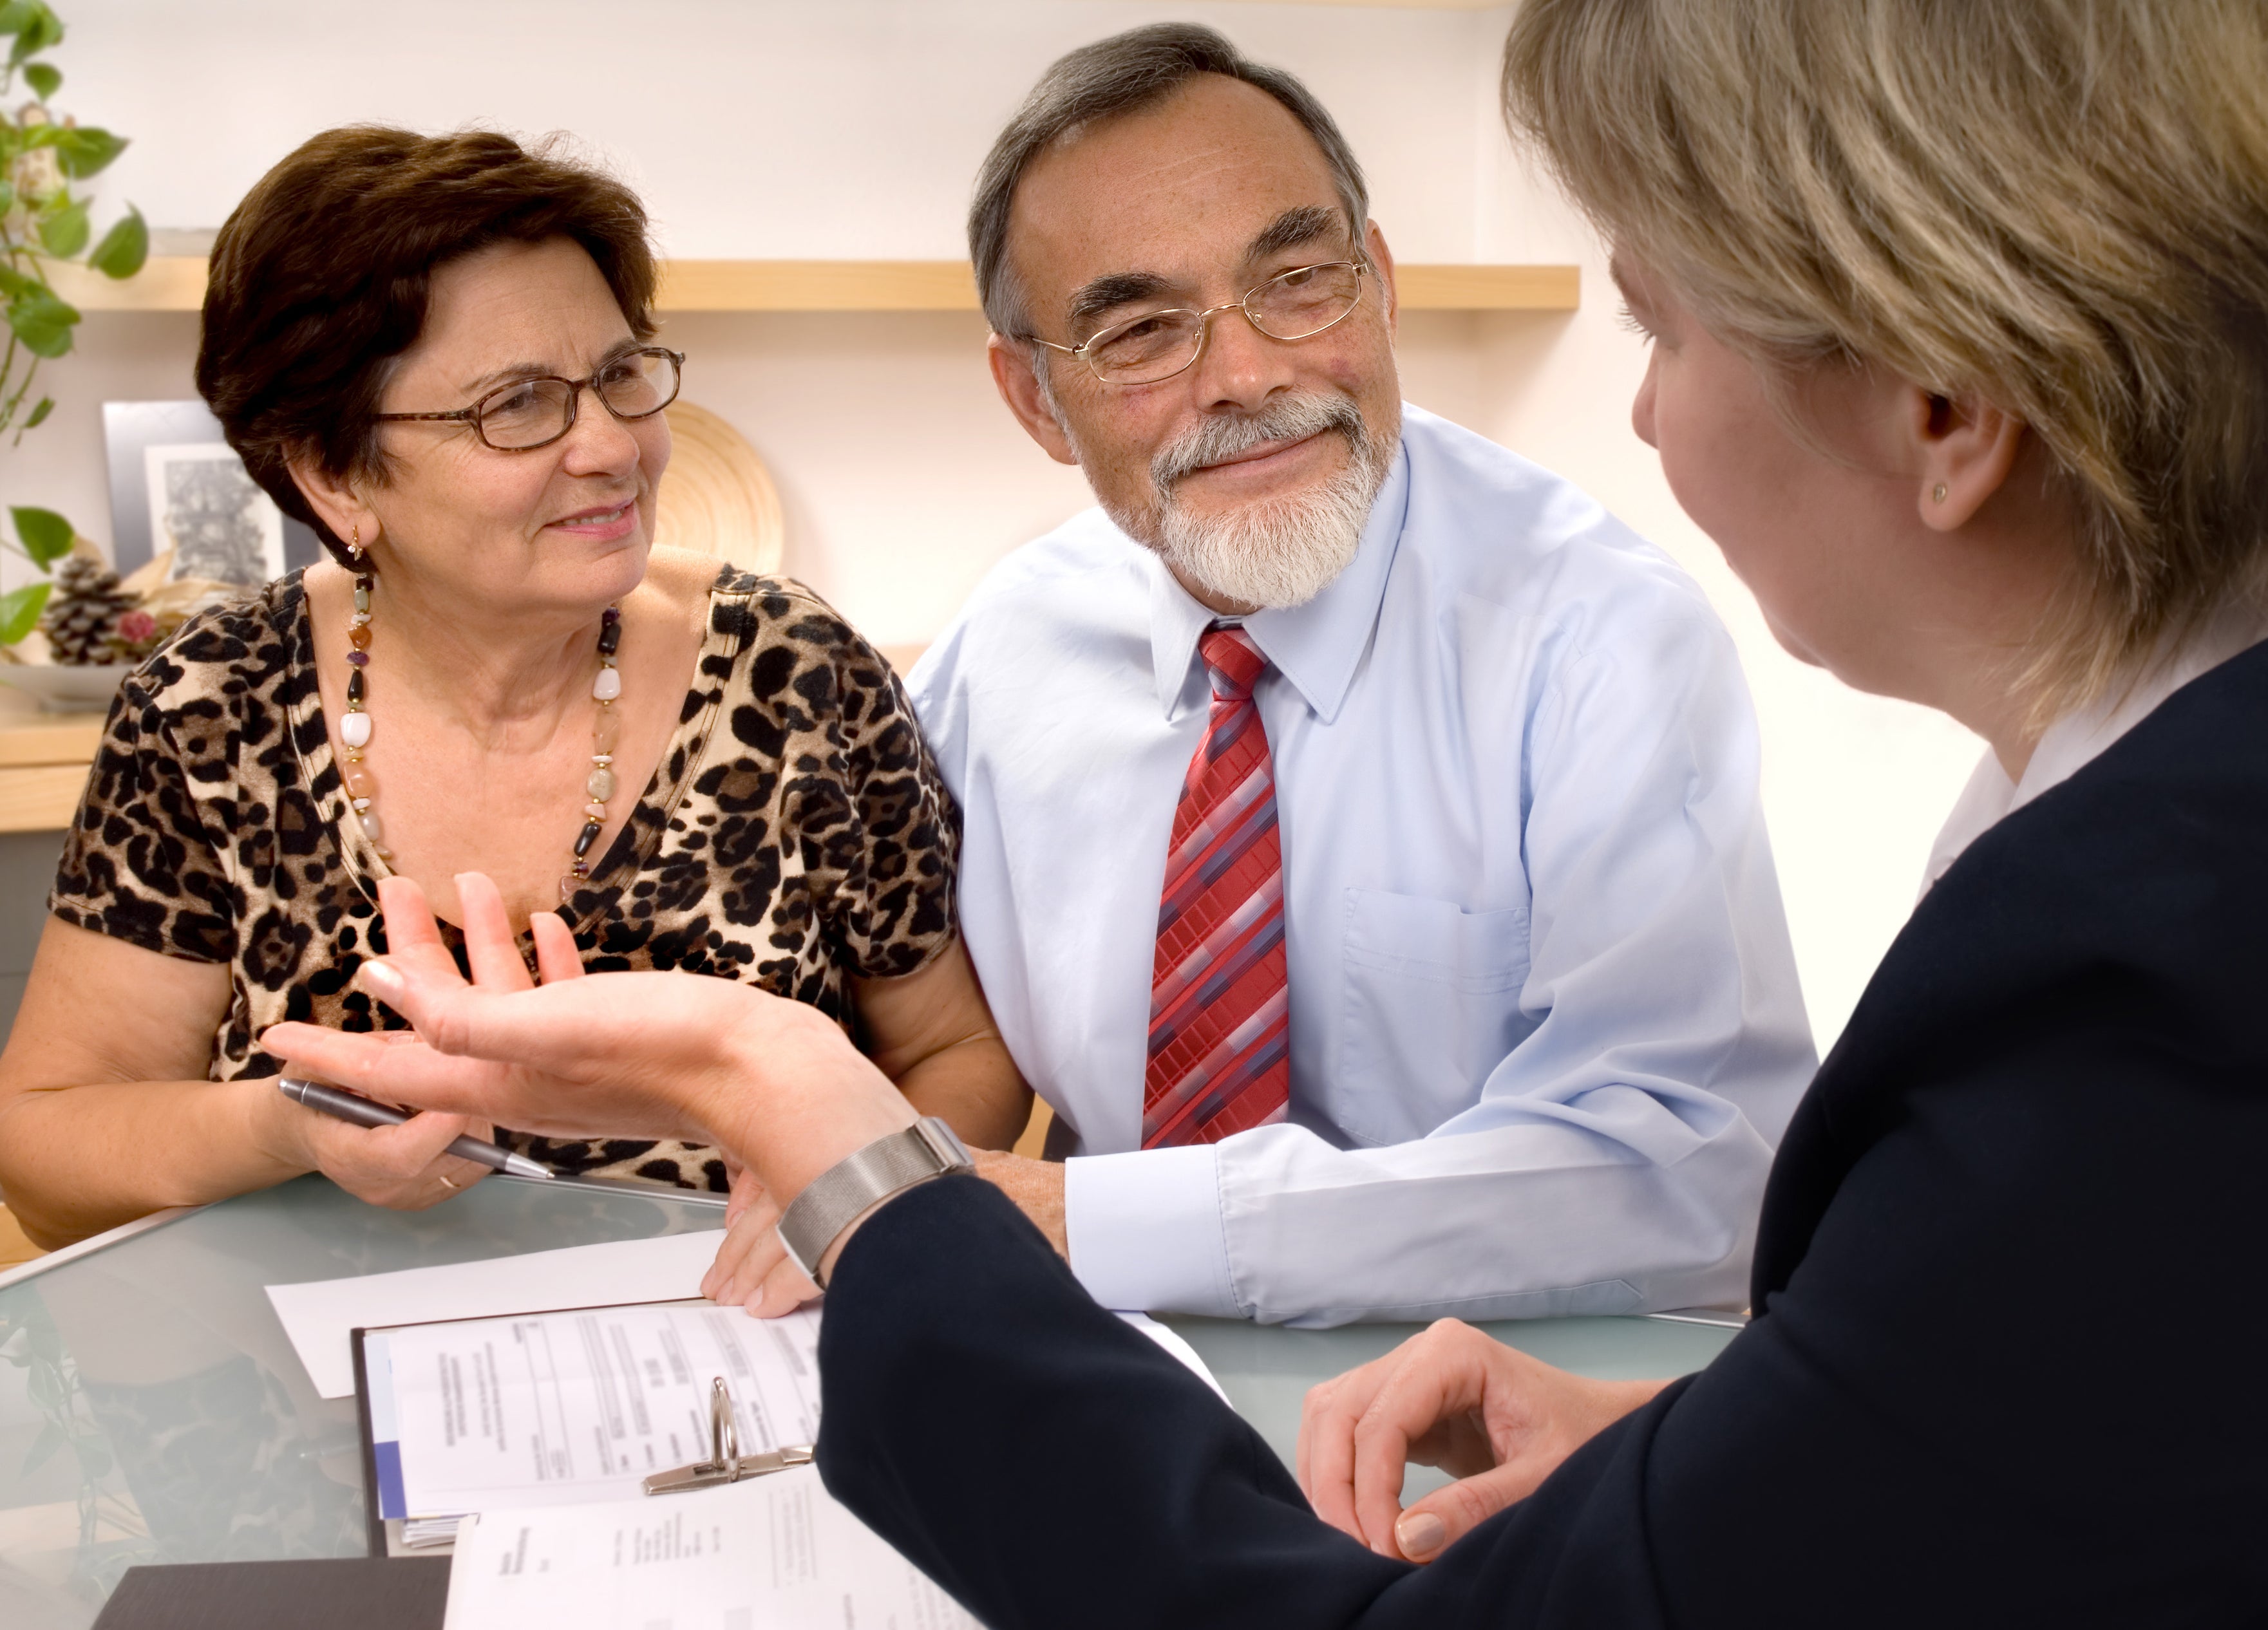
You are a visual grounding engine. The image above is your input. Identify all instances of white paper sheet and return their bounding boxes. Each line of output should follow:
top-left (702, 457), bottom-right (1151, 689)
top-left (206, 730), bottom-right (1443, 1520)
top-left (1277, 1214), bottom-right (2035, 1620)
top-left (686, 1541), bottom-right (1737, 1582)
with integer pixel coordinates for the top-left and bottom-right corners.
top-left (267, 1230), bottom-right (726, 1398)
top-left (375, 1300), bottom-right (821, 1520)
top-left (443, 1468), bottom-right (979, 1630)
top-left (1120, 1311), bottom-right (1231, 1403)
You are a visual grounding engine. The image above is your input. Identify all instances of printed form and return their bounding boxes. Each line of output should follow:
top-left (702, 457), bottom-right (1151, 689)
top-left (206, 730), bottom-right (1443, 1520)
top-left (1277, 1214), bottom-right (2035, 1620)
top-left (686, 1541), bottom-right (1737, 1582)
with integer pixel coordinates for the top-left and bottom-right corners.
top-left (442, 1469), bottom-right (978, 1629)
top-left (367, 1300), bottom-right (821, 1521)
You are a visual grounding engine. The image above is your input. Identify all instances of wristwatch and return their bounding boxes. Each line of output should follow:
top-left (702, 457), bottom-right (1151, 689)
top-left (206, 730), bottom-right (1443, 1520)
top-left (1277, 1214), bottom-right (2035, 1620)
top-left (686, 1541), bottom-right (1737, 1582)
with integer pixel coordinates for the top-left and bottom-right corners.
top-left (775, 1117), bottom-right (975, 1284)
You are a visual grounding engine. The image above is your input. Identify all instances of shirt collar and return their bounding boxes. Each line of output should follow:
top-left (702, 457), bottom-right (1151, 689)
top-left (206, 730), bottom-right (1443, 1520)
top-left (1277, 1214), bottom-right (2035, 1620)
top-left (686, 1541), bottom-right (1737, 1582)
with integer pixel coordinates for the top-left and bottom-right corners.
top-left (1147, 435), bottom-right (1412, 722)
top-left (1921, 601), bottom-right (2268, 892)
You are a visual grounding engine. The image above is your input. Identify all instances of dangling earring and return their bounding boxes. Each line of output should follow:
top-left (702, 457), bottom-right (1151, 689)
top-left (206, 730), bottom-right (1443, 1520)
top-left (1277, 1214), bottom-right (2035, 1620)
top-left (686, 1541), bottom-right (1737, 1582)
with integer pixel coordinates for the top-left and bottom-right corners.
top-left (1932, 483), bottom-right (1948, 504)
top-left (348, 524), bottom-right (363, 559)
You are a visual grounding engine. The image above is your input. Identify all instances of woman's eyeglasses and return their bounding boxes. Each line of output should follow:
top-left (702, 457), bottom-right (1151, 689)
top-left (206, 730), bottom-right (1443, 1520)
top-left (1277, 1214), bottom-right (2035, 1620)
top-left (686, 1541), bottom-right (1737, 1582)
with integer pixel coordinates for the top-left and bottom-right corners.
top-left (375, 347), bottom-right (685, 451)
top-left (1023, 261), bottom-right (1368, 387)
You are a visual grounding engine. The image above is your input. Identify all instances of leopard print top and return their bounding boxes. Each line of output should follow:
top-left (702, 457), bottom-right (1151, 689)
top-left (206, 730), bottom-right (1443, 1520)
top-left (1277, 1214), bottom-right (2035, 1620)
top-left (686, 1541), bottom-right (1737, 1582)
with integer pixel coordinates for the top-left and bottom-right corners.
top-left (49, 565), bottom-right (960, 1192)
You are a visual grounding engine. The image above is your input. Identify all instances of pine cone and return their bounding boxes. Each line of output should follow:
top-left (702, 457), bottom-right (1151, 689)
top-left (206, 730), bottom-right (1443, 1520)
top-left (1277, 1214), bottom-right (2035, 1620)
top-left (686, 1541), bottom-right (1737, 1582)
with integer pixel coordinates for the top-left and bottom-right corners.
top-left (40, 554), bottom-right (136, 666)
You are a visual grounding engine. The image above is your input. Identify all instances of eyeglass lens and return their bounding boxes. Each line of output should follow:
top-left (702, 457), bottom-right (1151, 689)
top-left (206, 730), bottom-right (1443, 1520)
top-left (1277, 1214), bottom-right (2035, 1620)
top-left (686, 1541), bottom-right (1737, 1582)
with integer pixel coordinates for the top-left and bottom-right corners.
top-left (1082, 262), bottom-right (1364, 384)
top-left (476, 350), bottom-right (681, 449)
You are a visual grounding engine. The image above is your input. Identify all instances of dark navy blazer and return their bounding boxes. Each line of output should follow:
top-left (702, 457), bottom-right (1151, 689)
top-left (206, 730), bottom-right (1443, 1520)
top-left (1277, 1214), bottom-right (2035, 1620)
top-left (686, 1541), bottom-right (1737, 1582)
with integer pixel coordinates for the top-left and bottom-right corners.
top-left (818, 642), bottom-right (2268, 1627)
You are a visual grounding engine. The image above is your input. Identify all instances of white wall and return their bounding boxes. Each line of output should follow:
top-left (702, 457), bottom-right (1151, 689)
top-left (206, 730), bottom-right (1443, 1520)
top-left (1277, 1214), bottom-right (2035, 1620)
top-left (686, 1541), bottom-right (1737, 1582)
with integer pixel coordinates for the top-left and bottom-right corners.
top-left (1, 0), bottom-right (1983, 1048)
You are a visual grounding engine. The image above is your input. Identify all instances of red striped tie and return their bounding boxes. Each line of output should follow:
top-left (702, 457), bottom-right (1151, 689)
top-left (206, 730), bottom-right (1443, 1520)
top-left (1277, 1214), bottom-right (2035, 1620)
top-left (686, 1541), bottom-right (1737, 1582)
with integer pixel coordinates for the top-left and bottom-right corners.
top-left (1144, 625), bottom-right (1292, 1148)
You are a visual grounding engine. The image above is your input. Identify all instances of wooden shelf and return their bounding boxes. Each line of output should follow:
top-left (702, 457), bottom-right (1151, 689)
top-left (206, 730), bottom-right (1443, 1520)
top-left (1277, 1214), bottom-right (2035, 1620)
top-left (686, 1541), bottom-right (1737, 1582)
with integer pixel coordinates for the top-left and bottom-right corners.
top-left (49, 257), bottom-right (1578, 315)
top-left (0, 717), bottom-right (101, 834)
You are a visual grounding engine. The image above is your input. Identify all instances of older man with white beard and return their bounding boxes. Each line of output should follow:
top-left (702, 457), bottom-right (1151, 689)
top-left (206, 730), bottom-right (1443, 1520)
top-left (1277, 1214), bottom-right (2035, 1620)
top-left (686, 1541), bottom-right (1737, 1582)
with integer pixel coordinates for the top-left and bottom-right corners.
top-left (909, 24), bottom-right (1818, 1325)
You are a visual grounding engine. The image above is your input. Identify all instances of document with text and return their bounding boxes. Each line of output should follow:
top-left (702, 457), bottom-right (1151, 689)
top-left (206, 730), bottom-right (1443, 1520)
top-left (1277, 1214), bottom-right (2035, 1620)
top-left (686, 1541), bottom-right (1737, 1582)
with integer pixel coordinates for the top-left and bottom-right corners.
top-left (363, 1299), bottom-right (822, 1524)
top-left (442, 1469), bottom-right (978, 1629)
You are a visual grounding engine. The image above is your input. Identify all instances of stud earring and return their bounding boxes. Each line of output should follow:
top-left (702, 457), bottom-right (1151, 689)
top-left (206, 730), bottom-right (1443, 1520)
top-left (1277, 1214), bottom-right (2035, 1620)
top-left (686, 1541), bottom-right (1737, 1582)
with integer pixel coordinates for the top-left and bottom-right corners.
top-left (1932, 483), bottom-right (1948, 503)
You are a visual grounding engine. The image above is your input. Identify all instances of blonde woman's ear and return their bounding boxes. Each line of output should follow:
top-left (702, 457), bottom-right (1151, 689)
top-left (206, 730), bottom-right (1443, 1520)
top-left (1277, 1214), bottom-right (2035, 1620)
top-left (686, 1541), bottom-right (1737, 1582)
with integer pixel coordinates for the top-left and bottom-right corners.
top-left (1910, 388), bottom-right (2026, 532)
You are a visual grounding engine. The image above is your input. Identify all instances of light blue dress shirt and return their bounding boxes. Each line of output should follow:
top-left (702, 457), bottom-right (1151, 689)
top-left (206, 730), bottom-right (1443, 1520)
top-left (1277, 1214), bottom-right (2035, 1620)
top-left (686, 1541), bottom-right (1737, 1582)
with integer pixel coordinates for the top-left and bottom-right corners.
top-left (909, 406), bottom-right (1816, 1324)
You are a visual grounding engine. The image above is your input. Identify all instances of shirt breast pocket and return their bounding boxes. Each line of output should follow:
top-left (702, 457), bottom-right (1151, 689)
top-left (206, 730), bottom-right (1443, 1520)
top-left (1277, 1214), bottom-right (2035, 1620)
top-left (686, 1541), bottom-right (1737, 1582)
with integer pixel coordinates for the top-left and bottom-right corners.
top-left (1337, 887), bottom-right (1534, 1147)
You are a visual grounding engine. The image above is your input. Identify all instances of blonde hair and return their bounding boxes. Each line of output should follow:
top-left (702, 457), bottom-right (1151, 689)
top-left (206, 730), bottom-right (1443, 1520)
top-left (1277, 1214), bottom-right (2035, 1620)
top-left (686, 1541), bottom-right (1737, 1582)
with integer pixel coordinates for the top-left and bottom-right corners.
top-left (1503, 0), bottom-right (2268, 711)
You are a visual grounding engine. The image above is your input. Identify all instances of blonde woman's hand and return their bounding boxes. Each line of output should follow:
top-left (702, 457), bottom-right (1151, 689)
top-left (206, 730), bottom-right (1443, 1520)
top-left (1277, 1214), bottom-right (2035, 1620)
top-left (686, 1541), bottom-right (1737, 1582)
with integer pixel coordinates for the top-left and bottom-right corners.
top-left (260, 872), bottom-right (916, 1216)
top-left (1296, 1318), bottom-right (1670, 1564)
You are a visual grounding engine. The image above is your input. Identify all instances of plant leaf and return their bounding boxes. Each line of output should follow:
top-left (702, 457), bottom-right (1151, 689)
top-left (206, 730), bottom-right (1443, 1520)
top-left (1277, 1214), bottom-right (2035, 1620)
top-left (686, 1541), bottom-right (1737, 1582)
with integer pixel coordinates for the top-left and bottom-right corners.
top-left (0, 581), bottom-right (50, 644)
top-left (54, 127), bottom-right (126, 181)
top-left (0, 2), bottom-right (35, 36)
top-left (0, 180), bottom-right (15, 215)
top-left (12, 507), bottom-right (75, 564)
top-left (0, 264), bottom-right (33, 299)
top-left (23, 61), bottom-right (55, 98)
top-left (23, 396), bottom-right (51, 428)
top-left (37, 198), bottom-right (87, 258)
top-left (6, 4), bottom-right (60, 68)
top-left (7, 288), bottom-right (78, 358)
top-left (86, 207), bottom-right (146, 279)
top-left (19, 1417), bottom-right (63, 1474)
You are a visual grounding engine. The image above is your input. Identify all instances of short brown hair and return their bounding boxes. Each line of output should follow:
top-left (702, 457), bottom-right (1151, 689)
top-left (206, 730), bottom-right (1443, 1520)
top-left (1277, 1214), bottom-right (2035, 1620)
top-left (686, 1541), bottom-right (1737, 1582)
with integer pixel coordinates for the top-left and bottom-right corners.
top-left (1503, 0), bottom-right (2268, 714)
top-left (196, 126), bottom-right (658, 566)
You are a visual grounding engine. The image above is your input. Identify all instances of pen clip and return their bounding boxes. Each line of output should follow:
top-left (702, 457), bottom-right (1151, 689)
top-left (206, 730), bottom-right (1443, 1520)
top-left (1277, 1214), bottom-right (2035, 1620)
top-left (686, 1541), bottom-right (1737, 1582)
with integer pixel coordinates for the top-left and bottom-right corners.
top-left (642, 1376), bottom-right (817, 1496)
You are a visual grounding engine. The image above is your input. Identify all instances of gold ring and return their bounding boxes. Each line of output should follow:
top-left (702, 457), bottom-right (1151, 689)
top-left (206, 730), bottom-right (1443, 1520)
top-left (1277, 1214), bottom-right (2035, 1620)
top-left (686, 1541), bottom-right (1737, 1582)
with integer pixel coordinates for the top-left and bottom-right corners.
top-left (437, 1174), bottom-right (460, 1192)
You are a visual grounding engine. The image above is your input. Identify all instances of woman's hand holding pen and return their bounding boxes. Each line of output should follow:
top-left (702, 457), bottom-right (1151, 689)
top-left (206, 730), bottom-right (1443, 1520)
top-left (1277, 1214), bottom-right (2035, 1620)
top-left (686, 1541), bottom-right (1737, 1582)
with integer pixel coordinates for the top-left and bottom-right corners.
top-left (258, 1082), bottom-right (494, 1210)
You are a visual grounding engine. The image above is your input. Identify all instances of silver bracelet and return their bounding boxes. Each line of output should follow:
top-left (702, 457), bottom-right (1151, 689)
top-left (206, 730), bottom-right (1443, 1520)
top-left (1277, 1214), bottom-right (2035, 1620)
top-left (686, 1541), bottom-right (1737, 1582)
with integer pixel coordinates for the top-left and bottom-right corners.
top-left (775, 1118), bottom-right (974, 1284)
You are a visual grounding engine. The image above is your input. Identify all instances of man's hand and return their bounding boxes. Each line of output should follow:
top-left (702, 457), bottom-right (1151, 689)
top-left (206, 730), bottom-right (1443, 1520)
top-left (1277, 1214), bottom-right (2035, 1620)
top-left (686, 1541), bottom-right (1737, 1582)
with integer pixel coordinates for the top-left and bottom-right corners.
top-left (699, 1162), bottom-right (820, 1318)
top-left (970, 1148), bottom-right (1068, 1256)
top-left (260, 873), bottom-right (916, 1213)
top-left (1296, 1318), bottom-right (1669, 1563)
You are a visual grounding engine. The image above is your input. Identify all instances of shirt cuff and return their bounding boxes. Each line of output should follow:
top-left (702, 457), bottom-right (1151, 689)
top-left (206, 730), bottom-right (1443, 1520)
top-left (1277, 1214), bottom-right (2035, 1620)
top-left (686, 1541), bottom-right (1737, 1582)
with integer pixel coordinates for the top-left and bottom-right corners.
top-left (1063, 1143), bottom-right (1241, 1317)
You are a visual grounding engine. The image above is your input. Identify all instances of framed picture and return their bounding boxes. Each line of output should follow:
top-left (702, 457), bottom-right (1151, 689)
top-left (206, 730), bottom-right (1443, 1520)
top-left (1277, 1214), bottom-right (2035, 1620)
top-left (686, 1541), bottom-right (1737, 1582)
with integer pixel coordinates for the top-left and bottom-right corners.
top-left (104, 400), bottom-right (323, 582)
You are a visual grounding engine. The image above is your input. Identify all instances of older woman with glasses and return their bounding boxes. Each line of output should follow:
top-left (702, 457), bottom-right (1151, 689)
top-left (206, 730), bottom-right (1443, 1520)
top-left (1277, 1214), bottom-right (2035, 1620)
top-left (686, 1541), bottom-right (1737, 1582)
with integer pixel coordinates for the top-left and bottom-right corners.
top-left (0, 126), bottom-right (1025, 1251)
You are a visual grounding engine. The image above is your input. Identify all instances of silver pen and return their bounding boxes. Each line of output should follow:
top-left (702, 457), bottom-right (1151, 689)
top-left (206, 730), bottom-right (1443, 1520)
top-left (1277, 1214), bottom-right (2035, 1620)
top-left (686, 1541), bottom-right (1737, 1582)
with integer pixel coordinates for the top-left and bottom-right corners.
top-left (277, 1077), bottom-right (552, 1181)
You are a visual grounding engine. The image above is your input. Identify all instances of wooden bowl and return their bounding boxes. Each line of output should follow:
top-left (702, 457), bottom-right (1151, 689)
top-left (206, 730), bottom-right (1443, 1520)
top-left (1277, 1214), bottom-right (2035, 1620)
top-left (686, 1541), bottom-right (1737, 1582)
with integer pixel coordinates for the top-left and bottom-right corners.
top-left (653, 402), bottom-right (786, 575)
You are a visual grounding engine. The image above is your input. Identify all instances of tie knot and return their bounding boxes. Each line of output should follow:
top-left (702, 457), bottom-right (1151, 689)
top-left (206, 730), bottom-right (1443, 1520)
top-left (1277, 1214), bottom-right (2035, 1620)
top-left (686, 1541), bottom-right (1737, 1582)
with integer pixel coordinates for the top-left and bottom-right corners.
top-left (1198, 625), bottom-right (1267, 702)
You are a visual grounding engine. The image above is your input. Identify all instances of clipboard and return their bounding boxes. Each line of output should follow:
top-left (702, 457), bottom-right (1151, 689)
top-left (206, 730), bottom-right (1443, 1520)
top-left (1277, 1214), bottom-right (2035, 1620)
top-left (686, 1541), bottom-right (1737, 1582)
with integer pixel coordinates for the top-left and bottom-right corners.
top-left (352, 1323), bottom-right (440, 1559)
top-left (349, 1297), bottom-right (825, 1559)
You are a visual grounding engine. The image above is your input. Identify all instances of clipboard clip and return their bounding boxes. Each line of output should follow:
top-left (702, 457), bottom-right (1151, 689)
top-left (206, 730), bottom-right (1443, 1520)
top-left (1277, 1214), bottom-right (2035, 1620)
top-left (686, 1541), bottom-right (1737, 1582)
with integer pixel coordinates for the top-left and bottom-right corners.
top-left (643, 1376), bottom-right (816, 1495)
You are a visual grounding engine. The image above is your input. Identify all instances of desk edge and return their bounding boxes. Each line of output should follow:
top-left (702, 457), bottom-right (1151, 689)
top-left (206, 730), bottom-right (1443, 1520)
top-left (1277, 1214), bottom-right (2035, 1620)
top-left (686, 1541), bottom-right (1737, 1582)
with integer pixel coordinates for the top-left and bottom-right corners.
top-left (0, 1204), bottom-right (201, 1293)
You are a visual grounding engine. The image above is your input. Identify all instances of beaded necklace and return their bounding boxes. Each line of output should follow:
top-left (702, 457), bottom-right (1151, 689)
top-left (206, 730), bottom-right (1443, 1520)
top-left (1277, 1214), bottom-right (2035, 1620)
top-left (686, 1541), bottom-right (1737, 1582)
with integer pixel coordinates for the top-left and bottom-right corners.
top-left (337, 570), bottom-right (627, 904)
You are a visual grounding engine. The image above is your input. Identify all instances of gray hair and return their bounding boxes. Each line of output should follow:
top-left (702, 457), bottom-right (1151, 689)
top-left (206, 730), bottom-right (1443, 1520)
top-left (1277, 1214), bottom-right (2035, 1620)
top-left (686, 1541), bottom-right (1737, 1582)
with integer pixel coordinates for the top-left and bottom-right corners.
top-left (969, 23), bottom-right (1371, 340)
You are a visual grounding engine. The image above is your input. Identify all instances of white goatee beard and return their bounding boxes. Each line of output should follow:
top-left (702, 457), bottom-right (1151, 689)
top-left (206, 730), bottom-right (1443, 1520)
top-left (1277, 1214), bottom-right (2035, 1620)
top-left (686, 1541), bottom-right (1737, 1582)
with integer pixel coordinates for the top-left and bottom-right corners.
top-left (1150, 395), bottom-right (1394, 610)
top-left (1047, 380), bottom-right (1397, 611)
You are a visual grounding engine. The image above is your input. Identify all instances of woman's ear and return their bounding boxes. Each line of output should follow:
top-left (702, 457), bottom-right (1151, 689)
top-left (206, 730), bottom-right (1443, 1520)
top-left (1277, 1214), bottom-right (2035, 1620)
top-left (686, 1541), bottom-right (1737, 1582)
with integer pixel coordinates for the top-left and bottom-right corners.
top-left (287, 453), bottom-right (380, 554)
top-left (1907, 386), bottom-right (2027, 531)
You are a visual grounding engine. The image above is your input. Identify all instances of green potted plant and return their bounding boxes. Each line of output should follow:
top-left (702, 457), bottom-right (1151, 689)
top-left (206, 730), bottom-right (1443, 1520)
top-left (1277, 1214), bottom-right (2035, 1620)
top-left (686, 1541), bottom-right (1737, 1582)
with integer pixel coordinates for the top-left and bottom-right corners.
top-left (0, 0), bottom-right (164, 706)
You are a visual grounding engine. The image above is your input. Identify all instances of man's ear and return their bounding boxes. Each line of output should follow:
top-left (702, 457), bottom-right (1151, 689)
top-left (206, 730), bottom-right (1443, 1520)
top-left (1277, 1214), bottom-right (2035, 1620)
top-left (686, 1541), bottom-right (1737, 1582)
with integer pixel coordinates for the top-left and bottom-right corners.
top-left (987, 333), bottom-right (1080, 466)
top-left (287, 453), bottom-right (381, 552)
top-left (1365, 220), bottom-right (1399, 341)
top-left (1906, 385), bottom-right (2027, 532)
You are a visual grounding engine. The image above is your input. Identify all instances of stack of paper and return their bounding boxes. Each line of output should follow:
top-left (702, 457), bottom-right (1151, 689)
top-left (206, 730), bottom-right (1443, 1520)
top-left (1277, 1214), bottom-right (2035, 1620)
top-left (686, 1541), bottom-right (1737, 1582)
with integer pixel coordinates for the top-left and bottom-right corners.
top-left (364, 1301), bottom-right (821, 1526)
top-left (444, 1471), bottom-right (978, 1630)
top-left (264, 1232), bottom-right (1225, 1629)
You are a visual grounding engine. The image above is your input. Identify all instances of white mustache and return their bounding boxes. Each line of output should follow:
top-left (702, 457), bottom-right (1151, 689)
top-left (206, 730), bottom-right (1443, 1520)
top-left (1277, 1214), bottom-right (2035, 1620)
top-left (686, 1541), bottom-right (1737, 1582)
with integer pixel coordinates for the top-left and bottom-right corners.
top-left (1151, 396), bottom-right (1366, 490)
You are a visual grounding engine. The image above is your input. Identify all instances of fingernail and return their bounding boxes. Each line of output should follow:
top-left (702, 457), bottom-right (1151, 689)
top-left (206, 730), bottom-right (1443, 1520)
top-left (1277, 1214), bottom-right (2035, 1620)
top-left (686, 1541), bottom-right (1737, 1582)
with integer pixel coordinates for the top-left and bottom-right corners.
top-left (359, 960), bottom-right (405, 999)
top-left (1395, 1511), bottom-right (1446, 1560)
